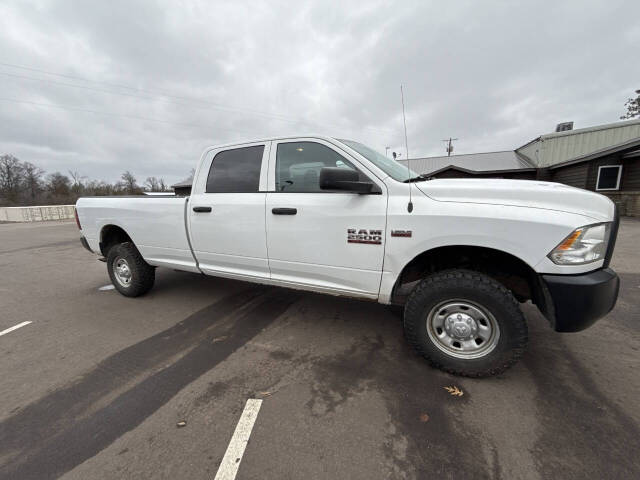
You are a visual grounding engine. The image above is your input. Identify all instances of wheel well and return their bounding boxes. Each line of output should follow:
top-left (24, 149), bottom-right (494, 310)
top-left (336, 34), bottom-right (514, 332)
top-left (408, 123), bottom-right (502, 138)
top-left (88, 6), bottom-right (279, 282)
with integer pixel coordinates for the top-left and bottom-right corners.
top-left (99, 225), bottom-right (132, 257)
top-left (391, 246), bottom-right (544, 307)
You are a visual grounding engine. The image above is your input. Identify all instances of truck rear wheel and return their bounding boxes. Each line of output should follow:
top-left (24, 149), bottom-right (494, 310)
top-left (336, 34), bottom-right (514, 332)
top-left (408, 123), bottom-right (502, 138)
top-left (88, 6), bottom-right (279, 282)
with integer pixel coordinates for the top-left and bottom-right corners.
top-left (106, 242), bottom-right (155, 297)
top-left (403, 269), bottom-right (528, 377)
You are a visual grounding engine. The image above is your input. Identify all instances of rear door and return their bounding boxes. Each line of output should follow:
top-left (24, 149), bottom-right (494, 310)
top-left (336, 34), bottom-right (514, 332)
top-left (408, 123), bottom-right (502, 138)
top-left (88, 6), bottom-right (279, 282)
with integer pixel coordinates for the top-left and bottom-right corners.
top-left (189, 142), bottom-right (270, 280)
top-left (265, 138), bottom-right (387, 297)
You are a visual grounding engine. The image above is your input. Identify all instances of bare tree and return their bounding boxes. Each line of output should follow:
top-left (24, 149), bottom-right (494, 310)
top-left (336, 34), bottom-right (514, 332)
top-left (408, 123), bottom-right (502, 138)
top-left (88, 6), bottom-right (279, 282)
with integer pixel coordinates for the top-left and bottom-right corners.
top-left (120, 171), bottom-right (140, 194)
top-left (144, 176), bottom-right (161, 191)
top-left (68, 170), bottom-right (88, 197)
top-left (0, 154), bottom-right (164, 205)
top-left (23, 162), bottom-right (45, 202)
top-left (46, 172), bottom-right (71, 196)
top-left (85, 179), bottom-right (116, 196)
top-left (68, 170), bottom-right (87, 187)
top-left (176, 168), bottom-right (195, 186)
top-left (0, 154), bottom-right (25, 203)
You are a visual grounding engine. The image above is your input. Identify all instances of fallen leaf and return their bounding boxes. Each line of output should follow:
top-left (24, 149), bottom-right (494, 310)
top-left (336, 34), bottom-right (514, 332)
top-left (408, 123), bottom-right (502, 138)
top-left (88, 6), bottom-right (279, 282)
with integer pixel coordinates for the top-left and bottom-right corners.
top-left (258, 391), bottom-right (272, 397)
top-left (176, 421), bottom-right (187, 427)
top-left (212, 336), bottom-right (228, 343)
top-left (443, 386), bottom-right (464, 397)
top-left (419, 413), bottom-right (430, 422)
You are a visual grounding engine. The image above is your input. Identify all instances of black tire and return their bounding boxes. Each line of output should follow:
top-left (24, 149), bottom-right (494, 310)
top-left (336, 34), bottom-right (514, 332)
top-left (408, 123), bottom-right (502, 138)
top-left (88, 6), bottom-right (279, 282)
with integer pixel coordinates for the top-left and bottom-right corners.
top-left (403, 269), bottom-right (528, 377)
top-left (106, 242), bottom-right (155, 297)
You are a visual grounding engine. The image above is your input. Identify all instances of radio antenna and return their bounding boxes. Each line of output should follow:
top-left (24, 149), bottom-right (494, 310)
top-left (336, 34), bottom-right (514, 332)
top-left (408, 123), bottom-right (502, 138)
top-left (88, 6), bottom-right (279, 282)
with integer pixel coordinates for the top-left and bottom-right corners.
top-left (401, 85), bottom-right (413, 213)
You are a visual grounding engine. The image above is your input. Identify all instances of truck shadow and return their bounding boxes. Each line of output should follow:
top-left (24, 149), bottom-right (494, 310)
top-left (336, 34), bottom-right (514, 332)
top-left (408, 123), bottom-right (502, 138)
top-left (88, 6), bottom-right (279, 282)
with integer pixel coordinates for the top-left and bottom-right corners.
top-left (4, 270), bottom-right (638, 479)
top-left (0, 286), bottom-right (298, 480)
top-left (117, 269), bottom-right (640, 479)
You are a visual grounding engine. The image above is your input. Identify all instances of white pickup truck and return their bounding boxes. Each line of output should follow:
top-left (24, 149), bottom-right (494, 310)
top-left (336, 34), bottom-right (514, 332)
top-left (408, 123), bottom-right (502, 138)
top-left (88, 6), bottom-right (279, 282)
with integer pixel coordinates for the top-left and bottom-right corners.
top-left (76, 136), bottom-right (620, 376)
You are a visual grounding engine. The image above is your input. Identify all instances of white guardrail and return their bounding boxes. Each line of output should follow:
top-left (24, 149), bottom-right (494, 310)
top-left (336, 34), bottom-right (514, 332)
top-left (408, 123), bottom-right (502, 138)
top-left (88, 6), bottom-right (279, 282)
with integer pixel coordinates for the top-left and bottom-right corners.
top-left (0, 205), bottom-right (75, 222)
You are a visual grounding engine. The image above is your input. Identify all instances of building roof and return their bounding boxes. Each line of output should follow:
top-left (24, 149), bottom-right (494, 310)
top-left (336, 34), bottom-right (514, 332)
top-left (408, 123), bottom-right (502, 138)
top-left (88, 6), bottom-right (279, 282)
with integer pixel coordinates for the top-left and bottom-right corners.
top-left (517, 118), bottom-right (640, 167)
top-left (397, 150), bottom-right (534, 175)
top-left (540, 118), bottom-right (640, 141)
top-left (548, 137), bottom-right (640, 169)
top-left (171, 178), bottom-right (193, 189)
top-left (426, 164), bottom-right (536, 177)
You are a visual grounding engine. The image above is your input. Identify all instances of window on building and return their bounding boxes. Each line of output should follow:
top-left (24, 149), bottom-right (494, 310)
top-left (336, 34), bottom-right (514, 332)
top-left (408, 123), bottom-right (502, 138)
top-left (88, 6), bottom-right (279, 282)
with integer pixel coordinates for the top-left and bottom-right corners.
top-left (275, 141), bottom-right (367, 192)
top-left (595, 165), bottom-right (622, 191)
top-left (206, 145), bottom-right (264, 193)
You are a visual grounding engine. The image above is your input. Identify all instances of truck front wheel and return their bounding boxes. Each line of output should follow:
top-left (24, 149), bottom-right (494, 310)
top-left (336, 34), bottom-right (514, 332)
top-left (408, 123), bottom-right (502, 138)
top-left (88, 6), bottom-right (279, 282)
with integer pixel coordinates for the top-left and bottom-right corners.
top-left (107, 242), bottom-right (155, 297)
top-left (403, 269), bottom-right (528, 377)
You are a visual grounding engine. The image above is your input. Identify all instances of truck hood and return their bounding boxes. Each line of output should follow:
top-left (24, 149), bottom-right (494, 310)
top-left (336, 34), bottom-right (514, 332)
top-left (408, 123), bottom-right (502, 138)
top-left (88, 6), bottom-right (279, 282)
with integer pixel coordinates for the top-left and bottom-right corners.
top-left (415, 178), bottom-right (614, 222)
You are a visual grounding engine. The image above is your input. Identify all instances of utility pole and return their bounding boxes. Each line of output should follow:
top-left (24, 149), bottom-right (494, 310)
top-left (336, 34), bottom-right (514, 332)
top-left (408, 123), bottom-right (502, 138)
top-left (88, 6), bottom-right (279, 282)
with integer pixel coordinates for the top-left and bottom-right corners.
top-left (442, 137), bottom-right (458, 157)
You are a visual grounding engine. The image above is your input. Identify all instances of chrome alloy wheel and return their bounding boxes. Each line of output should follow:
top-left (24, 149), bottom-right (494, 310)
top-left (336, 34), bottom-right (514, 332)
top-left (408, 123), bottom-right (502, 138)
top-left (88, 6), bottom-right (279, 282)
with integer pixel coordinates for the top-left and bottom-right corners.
top-left (426, 300), bottom-right (500, 359)
top-left (113, 256), bottom-right (132, 288)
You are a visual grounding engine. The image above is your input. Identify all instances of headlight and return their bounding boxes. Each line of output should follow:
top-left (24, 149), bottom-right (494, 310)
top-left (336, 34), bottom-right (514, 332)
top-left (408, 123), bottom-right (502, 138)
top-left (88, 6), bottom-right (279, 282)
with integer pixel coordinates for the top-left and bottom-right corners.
top-left (548, 223), bottom-right (611, 265)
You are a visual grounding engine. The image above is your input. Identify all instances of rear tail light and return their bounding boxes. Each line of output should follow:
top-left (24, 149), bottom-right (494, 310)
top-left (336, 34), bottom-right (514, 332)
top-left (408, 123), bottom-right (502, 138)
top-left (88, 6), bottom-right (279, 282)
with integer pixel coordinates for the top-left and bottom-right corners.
top-left (74, 208), bottom-right (82, 230)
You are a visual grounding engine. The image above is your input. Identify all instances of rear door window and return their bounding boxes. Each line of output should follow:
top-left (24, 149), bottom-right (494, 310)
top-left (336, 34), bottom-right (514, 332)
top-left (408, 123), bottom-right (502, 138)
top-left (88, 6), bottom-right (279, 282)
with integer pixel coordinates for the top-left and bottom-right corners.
top-left (206, 145), bottom-right (264, 193)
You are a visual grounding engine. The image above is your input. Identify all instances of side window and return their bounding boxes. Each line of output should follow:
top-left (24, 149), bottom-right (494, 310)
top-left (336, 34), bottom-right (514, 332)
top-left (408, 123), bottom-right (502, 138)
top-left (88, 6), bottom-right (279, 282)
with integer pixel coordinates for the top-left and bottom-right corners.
top-left (206, 145), bottom-right (264, 193)
top-left (275, 141), bottom-right (366, 192)
top-left (595, 165), bottom-right (622, 191)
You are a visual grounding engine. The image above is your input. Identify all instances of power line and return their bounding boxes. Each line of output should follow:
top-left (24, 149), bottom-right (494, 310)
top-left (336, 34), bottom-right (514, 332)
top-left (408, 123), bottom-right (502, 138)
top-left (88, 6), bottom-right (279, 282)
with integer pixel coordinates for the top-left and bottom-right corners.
top-left (0, 71), bottom-right (171, 104)
top-left (0, 70), bottom-right (313, 124)
top-left (0, 96), bottom-right (258, 135)
top-left (0, 62), bottom-right (294, 118)
top-left (0, 61), bottom-right (397, 136)
top-left (0, 61), bottom-right (161, 93)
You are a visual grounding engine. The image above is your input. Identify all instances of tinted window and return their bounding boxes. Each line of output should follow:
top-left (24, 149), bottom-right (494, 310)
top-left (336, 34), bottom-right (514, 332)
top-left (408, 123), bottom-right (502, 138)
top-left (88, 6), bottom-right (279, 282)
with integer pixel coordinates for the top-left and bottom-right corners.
top-left (596, 166), bottom-right (621, 190)
top-left (276, 141), bottom-right (366, 192)
top-left (206, 145), bottom-right (264, 193)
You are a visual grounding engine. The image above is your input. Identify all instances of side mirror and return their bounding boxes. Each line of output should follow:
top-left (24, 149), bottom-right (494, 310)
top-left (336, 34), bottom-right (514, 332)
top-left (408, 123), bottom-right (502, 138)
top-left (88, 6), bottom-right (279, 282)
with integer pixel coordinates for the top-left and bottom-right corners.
top-left (319, 167), bottom-right (380, 194)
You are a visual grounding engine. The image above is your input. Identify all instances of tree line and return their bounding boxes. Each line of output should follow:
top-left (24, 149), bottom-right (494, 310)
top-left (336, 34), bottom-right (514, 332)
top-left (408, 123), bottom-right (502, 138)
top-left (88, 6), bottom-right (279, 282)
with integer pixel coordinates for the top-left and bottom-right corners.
top-left (0, 154), bottom-right (172, 207)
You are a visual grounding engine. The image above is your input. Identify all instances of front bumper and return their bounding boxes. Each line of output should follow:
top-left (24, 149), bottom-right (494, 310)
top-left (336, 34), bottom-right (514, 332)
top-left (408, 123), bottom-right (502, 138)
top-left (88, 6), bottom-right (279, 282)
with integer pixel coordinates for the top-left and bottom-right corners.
top-left (540, 268), bottom-right (619, 332)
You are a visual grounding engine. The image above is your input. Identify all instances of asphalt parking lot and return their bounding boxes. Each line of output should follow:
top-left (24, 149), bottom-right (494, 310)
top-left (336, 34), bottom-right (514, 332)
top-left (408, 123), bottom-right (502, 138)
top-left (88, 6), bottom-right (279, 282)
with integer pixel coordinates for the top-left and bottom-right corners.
top-left (1, 219), bottom-right (639, 479)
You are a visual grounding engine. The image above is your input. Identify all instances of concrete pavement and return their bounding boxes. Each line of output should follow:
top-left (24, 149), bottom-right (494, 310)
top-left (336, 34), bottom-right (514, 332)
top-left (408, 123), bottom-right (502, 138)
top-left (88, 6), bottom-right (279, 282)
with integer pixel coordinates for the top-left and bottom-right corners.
top-left (1, 219), bottom-right (639, 479)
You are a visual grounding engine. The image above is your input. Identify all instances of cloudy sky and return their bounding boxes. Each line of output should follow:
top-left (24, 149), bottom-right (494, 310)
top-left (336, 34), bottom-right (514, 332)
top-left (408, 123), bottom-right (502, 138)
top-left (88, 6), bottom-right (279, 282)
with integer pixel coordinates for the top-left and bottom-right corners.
top-left (1, 0), bottom-right (639, 185)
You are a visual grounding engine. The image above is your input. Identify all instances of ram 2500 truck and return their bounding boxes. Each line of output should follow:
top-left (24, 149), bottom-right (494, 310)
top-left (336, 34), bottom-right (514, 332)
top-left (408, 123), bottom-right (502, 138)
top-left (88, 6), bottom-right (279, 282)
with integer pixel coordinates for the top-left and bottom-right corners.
top-left (75, 136), bottom-right (620, 377)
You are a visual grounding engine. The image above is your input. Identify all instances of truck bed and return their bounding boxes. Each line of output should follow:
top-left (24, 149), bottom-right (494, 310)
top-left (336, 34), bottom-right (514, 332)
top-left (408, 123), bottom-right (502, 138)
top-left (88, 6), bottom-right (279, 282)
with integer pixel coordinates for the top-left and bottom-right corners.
top-left (76, 196), bottom-right (199, 272)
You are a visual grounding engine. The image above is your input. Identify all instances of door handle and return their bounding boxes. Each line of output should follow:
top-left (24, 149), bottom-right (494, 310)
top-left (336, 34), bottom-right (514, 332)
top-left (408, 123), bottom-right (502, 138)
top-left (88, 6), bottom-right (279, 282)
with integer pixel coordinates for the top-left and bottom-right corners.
top-left (192, 206), bottom-right (212, 213)
top-left (272, 207), bottom-right (297, 215)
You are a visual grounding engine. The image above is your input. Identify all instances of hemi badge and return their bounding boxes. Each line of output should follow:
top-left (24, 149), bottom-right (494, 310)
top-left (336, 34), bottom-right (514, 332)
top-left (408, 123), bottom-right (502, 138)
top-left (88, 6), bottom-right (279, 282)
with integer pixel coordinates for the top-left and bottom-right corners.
top-left (391, 230), bottom-right (412, 238)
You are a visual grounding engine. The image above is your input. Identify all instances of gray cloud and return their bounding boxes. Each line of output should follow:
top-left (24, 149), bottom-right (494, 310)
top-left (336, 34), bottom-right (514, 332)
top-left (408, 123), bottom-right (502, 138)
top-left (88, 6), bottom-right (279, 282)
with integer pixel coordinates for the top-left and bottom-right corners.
top-left (1, 0), bottom-right (638, 185)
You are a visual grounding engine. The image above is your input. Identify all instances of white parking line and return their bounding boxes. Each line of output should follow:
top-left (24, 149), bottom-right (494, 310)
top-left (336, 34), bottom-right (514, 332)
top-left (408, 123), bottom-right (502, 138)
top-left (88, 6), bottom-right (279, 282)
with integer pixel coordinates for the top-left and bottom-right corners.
top-left (214, 399), bottom-right (263, 480)
top-left (0, 321), bottom-right (32, 337)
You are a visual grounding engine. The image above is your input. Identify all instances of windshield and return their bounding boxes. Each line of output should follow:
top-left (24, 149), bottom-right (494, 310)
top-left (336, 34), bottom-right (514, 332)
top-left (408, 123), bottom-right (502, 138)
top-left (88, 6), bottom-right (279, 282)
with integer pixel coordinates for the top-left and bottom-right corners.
top-left (338, 139), bottom-right (418, 182)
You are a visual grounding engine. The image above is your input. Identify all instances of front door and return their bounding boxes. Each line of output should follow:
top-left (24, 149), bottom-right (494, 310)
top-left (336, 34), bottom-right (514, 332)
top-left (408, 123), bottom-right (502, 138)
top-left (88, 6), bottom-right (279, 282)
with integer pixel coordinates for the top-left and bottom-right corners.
top-left (265, 139), bottom-right (387, 297)
top-left (189, 142), bottom-right (270, 280)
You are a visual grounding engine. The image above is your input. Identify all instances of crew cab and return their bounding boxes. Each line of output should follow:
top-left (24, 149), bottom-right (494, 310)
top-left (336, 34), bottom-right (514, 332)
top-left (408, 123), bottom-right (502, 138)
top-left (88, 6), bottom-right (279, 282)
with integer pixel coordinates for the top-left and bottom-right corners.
top-left (75, 136), bottom-right (620, 376)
